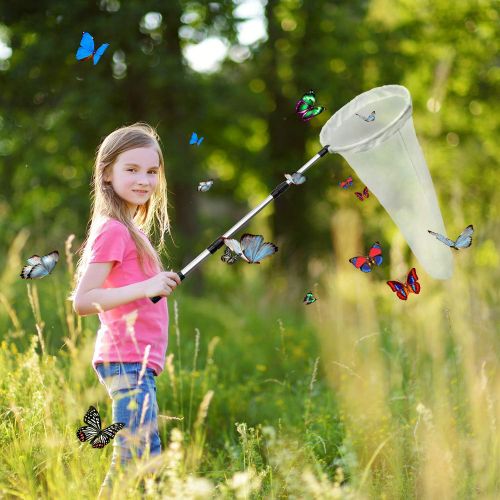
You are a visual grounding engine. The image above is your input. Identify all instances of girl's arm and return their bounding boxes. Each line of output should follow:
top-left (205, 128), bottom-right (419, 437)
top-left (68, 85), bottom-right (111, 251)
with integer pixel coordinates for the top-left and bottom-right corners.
top-left (73, 262), bottom-right (146, 316)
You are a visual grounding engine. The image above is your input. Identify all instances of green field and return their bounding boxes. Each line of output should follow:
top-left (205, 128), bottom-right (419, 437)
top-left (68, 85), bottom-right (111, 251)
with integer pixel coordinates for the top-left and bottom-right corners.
top-left (1, 226), bottom-right (499, 498)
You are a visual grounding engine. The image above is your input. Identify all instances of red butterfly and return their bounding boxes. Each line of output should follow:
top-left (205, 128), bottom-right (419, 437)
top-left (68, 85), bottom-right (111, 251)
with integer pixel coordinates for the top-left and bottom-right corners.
top-left (355, 186), bottom-right (369, 201)
top-left (386, 268), bottom-right (421, 301)
top-left (349, 242), bottom-right (383, 273)
top-left (339, 176), bottom-right (353, 189)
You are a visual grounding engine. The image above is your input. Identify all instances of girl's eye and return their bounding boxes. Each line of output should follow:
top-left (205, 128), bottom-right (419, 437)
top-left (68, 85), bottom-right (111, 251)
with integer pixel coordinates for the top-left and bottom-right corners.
top-left (127, 169), bottom-right (158, 174)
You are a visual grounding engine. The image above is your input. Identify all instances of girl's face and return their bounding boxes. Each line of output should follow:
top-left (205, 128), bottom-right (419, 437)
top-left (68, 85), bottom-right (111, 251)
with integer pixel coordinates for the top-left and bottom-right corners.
top-left (106, 147), bottom-right (161, 217)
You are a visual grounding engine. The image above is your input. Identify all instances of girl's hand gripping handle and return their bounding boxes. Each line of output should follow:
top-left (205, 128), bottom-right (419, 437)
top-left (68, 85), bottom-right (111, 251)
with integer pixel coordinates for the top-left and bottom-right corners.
top-left (145, 271), bottom-right (184, 304)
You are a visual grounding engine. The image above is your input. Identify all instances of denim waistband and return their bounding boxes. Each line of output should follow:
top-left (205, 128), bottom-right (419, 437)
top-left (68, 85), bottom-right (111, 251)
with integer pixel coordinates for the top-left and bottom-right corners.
top-left (95, 362), bottom-right (156, 379)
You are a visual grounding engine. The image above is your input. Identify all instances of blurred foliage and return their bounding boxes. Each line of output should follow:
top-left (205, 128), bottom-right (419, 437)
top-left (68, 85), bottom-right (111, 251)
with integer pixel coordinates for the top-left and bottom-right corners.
top-left (0, 0), bottom-right (497, 286)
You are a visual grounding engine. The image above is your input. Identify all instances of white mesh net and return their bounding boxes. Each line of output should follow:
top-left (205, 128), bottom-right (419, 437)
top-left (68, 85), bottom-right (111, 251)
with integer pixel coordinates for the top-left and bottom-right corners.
top-left (320, 84), bottom-right (453, 280)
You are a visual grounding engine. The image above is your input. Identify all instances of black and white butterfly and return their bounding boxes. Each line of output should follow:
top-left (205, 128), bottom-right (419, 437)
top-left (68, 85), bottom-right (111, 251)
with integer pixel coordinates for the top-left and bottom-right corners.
top-left (76, 406), bottom-right (125, 449)
top-left (220, 247), bottom-right (241, 265)
top-left (222, 233), bottom-right (278, 264)
top-left (20, 250), bottom-right (59, 279)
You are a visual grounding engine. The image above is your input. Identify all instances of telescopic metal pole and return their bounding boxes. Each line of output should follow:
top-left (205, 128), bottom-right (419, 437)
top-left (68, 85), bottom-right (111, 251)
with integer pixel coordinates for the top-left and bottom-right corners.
top-left (151, 145), bottom-right (330, 303)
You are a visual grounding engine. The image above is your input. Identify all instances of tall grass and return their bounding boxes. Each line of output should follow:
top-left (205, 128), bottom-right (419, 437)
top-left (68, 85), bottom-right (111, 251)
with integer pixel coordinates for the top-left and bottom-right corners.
top-left (314, 209), bottom-right (500, 498)
top-left (0, 211), bottom-right (498, 497)
top-left (0, 234), bottom-right (344, 499)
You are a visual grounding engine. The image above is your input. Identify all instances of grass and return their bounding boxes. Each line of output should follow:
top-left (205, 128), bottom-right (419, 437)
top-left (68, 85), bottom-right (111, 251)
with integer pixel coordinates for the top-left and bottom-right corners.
top-left (0, 214), bottom-right (499, 498)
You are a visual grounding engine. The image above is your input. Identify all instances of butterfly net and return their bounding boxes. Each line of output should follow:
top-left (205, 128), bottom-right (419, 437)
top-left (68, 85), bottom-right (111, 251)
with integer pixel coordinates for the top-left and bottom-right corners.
top-left (320, 84), bottom-right (453, 280)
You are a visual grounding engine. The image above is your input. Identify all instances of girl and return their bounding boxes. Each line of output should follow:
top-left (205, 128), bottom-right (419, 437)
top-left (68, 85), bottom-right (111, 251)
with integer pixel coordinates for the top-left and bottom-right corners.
top-left (69, 123), bottom-right (181, 496)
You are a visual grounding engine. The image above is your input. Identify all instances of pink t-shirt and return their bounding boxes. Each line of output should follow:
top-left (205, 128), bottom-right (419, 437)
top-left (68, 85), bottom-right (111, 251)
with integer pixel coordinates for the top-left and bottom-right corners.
top-left (88, 218), bottom-right (168, 375)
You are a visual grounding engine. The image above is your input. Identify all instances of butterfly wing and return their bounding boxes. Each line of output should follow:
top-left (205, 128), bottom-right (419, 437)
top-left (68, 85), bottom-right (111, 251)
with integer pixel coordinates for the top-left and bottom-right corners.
top-left (295, 99), bottom-right (310, 114)
top-left (223, 238), bottom-right (249, 262)
top-left (26, 255), bottom-right (43, 266)
top-left (190, 132), bottom-right (198, 145)
top-left (91, 423), bottom-right (125, 449)
top-left (285, 172), bottom-right (306, 185)
top-left (368, 242), bottom-right (383, 266)
top-left (20, 266), bottom-right (33, 279)
top-left (76, 425), bottom-right (100, 443)
top-left (77, 406), bottom-right (102, 443)
top-left (240, 234), bottom-right (277, 263)
top-left (406, 268), bottom-right (420, 294)
top-left (197, 137), bottom-right (204, 146)
top-left (24, 264), bottom-right (49, 279)
top-left (339, 177), bottom-right (353, 189)
top-left (295, 91), bottom-right (317, 119)
top-left (454, 225), bottom-right (474, 249)
top-left (355, 191), bottom-right (364, 201)
top-left (76, 32), bottom-right (95, 60)
top-left (363, 186), bottom-right (369, 198)
top-left (83, 406), bottom-right (102, 429)
top-left (427, 230), bottom-right (456, 248)
top-left (20, 255), bottom-right (41, 278)
top-left (303, 292), bottom-right (317, 304)
top-left (301, 106), bottom-right (324, 122)
top-left (349, 256), bottom-right (372, 273)
top-left (299, 90), bottom-right (316, 107)
top-left (240, 234), bottom-right (263, 262)
top-left (40, 251), bottom-right (59, 274)
top-left (293, 173), bottom-right (306, 184)
top-left (221, 247), bottom-right (240, 264)
top-left (93, 43), bottom-right (109, 64)
top-left (387, 281), bottom-right (408, 300)
top-left (198, 180), bottom-right (213, 192)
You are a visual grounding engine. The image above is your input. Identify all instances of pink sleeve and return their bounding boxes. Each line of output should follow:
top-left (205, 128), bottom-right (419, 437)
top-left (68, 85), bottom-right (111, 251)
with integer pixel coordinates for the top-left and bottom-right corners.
top-left (89, 221), bottom-right (129, 265)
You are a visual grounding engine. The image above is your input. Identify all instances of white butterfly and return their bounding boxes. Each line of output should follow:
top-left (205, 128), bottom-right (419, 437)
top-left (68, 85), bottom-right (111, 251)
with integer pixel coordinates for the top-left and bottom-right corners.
top-left (285, 172), bottom-right (306, 185)
top-left (198, 180), bottom-right (214, 192)
top-left (20, 250), bottom-right (59, 279)
top-left (223, 233), bottom-right (278, 264)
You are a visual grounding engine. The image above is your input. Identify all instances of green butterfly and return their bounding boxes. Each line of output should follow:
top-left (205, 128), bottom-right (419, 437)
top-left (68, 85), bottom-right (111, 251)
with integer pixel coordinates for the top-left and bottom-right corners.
top-left (295, 90), bottom-right (325, 122)
top-left (303, 292), bottom-right (318, 305)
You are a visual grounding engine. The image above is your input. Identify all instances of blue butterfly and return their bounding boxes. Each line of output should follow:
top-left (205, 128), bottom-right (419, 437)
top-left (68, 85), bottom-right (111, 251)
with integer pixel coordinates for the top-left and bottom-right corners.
top-left (355, 110), bottom-right (376, 122)
top-left (427, 225), bottom-right (474, 250)
top-left (285, 172), bottom-right (306, 185)
top-left (198, 180), bottom-right (214, 192)
top-left (20, 250), bottom-right (59, 279)
top-left (222, 234), bottom-right (278, 264)
top-left (76, 32), bottom-right (109, 65)
top-left (190, 132), bottom-right (204, 146)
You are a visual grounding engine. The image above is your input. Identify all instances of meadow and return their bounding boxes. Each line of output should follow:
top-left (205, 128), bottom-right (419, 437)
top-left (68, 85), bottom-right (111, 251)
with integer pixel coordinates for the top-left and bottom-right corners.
top-left (0, 1), bottom-right (498, 497)
top-left (0, 208), bottom-right (498, 499)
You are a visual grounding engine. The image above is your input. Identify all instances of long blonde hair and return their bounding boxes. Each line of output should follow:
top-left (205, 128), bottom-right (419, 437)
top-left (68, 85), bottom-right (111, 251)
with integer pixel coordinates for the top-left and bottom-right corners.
top-left (68, 122), bottom-right (171, 302)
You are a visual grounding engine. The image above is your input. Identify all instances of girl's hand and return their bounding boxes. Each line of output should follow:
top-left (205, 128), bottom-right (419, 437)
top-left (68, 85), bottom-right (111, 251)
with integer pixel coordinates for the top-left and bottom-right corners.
top-left (142, 271), bottom-right (181, 298)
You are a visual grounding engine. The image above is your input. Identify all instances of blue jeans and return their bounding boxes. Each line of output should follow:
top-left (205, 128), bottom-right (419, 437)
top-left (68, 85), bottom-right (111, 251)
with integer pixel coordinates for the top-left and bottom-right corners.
top-left (95, 362), bottom-right (161, 489)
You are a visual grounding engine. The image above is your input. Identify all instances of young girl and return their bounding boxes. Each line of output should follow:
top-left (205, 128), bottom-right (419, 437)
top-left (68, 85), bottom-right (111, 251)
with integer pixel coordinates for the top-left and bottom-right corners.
top-left (69, 123), bottom-right (181, 495)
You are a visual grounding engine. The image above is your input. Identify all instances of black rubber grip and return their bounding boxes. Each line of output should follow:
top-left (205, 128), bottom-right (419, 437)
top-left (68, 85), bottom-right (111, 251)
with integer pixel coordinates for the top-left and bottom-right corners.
top-left (207, 236), bottom-right (225, 253)
top-left (271, 181), bottom-right (291, 199)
